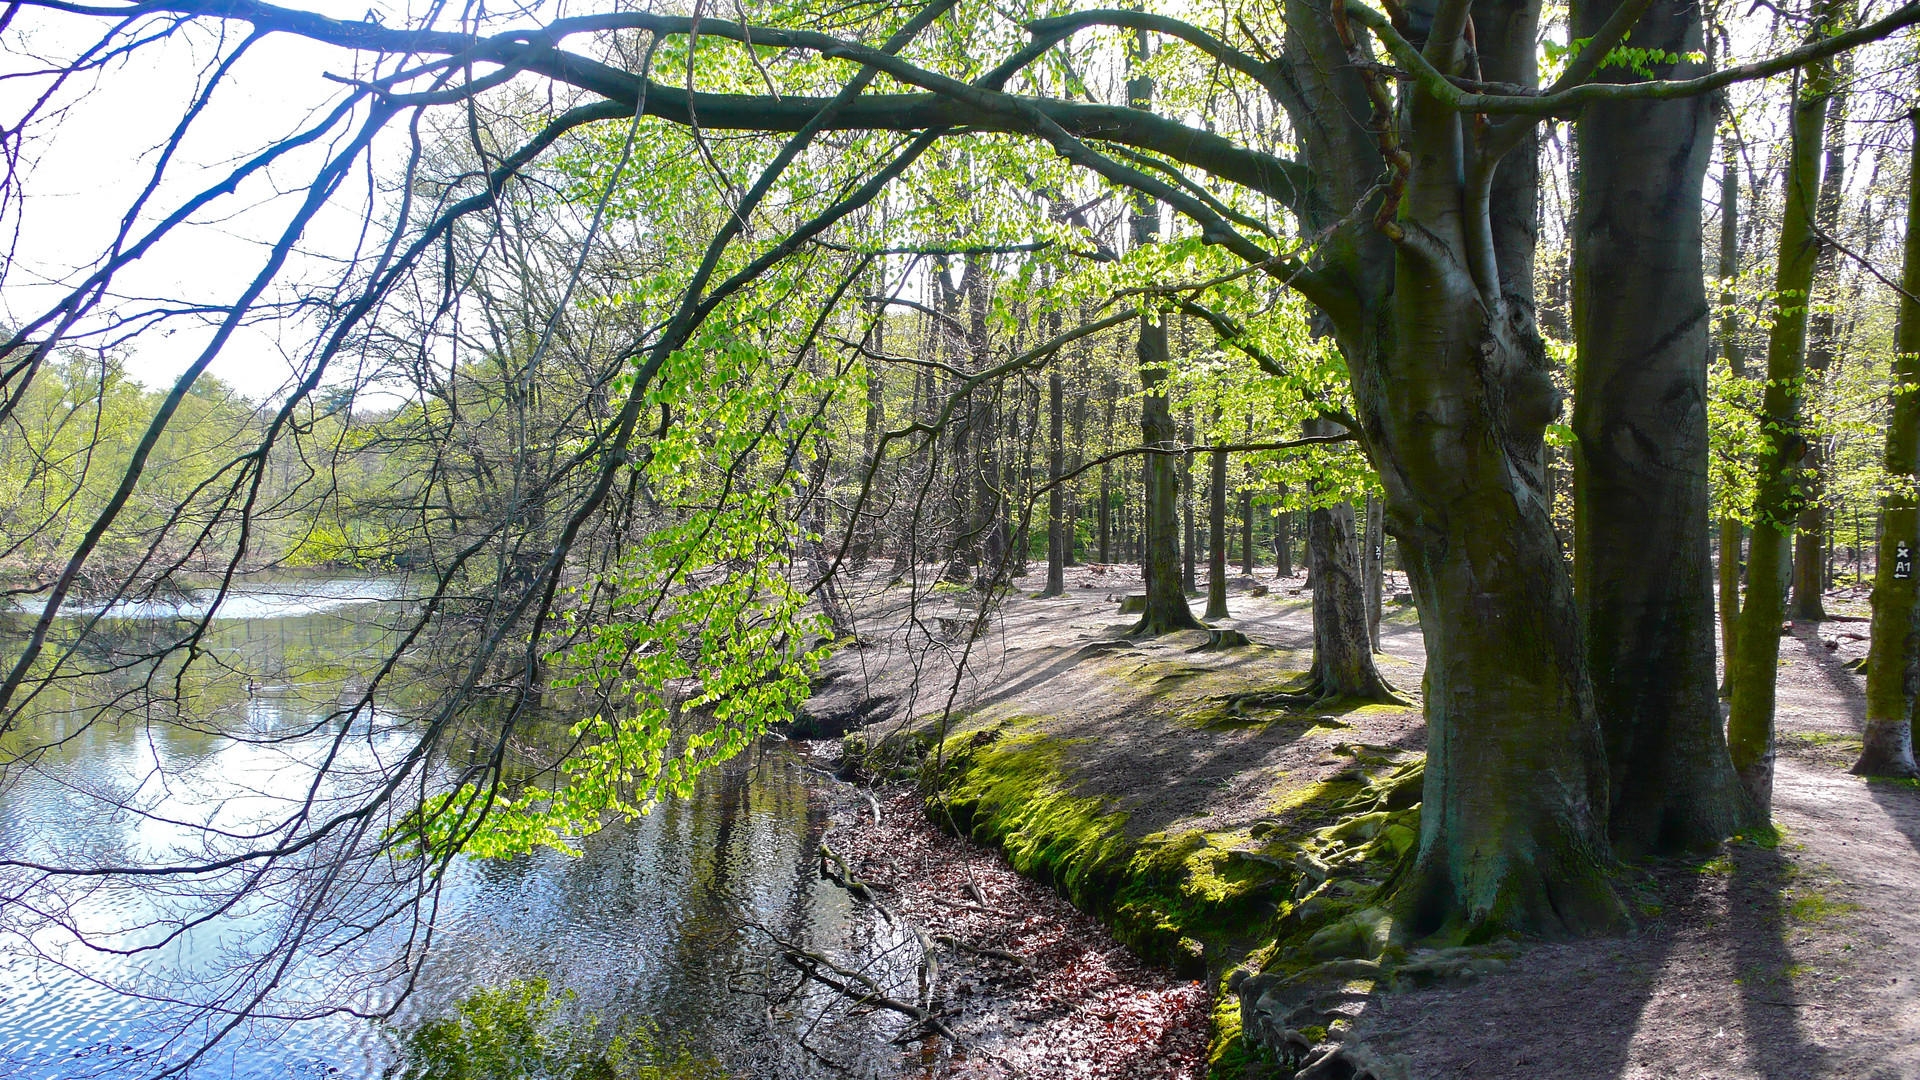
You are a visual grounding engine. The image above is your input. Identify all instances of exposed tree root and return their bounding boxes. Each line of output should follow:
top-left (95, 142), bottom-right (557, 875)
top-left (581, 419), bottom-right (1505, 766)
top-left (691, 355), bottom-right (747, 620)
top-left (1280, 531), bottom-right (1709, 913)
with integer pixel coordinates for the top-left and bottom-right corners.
top-left (1124, 608), bottom-right (1210, 637)
top-left (1850, 750), bottom-right (1920, 779)
top-left (1215, 671), bottom-right (1412, 716)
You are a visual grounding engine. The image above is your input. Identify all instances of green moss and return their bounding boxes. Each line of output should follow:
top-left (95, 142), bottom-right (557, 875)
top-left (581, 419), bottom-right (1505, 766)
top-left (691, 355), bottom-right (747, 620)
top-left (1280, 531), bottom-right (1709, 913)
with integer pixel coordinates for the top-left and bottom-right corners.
top-left (1269, 775), bottom-right (1367, 819)
top-left (1780, 731), bottom-right (1863, 748)
top-left (1786, 891), bottom-right (1859, 923)
top-left (928, 727), bottom-right (1135, 911)
top-left (921, 723), bottom-right (1435, 1073)
top-left (1206, 980), bottom-right (1253, 1080)
top-left (927, 725), bottom-right (1323, 974)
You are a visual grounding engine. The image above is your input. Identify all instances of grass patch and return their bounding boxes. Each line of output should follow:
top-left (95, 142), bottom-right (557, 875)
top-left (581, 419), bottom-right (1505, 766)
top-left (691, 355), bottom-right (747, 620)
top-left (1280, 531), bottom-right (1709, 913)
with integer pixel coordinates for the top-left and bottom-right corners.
top-left (1786, 891), bottom-right (1859, 923)
top-left (1868, 775), bottom-right (1920, 790)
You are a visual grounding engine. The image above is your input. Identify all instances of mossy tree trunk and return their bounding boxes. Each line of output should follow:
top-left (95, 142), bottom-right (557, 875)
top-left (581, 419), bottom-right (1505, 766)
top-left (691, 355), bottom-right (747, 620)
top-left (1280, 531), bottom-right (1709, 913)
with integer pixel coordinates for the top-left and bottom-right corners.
top-left (1275, 0), bottom-right (1627, 936)
top-left (1852, 107), bottom-right (1920, 779)
top-left (1570, 0), bottom-right (1757, 854)
top-left (1729, 32), bottom-right (1838, 815)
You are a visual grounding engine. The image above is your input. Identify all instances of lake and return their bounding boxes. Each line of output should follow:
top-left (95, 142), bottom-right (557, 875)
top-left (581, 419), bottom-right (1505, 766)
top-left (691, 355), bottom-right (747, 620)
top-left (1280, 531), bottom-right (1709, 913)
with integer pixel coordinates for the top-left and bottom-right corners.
top-left (0, 577), bottom-right (913, 1079)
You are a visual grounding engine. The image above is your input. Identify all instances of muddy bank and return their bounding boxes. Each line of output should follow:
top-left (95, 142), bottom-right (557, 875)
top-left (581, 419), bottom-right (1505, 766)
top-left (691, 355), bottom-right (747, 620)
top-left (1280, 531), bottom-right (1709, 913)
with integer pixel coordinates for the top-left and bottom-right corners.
top-left (810, 746), bottom-right (1210, 1078)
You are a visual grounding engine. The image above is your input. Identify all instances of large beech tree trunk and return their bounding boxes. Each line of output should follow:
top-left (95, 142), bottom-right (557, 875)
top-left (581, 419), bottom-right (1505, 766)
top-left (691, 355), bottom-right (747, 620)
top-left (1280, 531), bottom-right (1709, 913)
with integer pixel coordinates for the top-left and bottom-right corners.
top-left (1570, 0), bottom-right (1756, 854)
top-left (1277, 0), bottom-right (1627, 936)
top-left (1729, 40), bottom-right (1836, 815)
top-left (1852, 107), bottom-right (1920, 779)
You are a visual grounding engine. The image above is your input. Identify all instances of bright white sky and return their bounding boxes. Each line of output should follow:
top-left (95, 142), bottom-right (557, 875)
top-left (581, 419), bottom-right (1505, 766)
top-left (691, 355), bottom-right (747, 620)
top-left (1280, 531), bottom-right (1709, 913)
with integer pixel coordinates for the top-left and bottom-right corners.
top-left (0, 1), bottom-right (462, 399)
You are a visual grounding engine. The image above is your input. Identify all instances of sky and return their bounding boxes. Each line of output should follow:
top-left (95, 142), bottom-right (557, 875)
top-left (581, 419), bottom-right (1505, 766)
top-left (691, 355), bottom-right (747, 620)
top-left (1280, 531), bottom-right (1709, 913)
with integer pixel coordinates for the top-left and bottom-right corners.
top-left (0, 1), bottom-right (449, 400)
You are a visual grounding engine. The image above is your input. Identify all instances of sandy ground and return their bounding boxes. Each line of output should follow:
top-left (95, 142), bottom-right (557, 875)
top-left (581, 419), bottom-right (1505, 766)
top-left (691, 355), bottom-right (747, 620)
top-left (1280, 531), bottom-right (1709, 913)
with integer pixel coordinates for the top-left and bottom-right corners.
top-left (815, 563), bottom-right (1920, 1079)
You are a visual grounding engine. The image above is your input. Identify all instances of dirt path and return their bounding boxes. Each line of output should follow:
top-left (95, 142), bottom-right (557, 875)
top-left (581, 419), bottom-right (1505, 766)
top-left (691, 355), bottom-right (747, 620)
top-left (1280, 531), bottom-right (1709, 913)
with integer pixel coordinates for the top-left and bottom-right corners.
top-left (819, 567), bottom-right (1920, 1079)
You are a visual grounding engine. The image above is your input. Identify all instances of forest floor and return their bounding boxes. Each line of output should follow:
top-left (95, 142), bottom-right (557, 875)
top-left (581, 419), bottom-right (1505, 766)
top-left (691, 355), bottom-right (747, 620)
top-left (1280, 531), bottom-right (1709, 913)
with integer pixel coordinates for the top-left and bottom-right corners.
top-left (810, 565), bottom-right (1920, 1080)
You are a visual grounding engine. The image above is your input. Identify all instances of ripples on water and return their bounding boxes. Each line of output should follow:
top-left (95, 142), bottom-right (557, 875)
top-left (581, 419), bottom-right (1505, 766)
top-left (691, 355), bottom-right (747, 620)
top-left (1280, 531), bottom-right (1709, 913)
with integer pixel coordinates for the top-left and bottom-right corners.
top-left (0, 578), bottom-right (912, 1079)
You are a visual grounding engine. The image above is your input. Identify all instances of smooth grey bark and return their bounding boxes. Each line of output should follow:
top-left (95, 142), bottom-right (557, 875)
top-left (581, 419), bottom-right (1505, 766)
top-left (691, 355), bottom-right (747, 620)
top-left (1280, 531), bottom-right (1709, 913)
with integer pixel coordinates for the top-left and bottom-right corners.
top-left (1275, 493), bottom-right (1292, 577)
top-left (1289, 421), bottom-right (1399, 700)
top-left (1066, 356), bottom-right (1087, 566)
top-left (1305, 494), bottom-right (1394, 699)
top-left (1206, 430), bottom-right (1230, 621)
top-left (1717, 137), bottom-right (1747, 699)
top-left (1717, 140), bottom-right (1747, 377)
top-left (1719, 519), bottom-right (1744, 698)
top-left (1571, 0), bottom-right (1757, 853)
top-left (1098, 383), bottom-right (1114, 564)
top-left (1240, 487), bottom-right (1255, 575)
top-left (1042, 370), bottom-right (1066, 598)
top-left (1182, 411), bottom-right (1199, 595)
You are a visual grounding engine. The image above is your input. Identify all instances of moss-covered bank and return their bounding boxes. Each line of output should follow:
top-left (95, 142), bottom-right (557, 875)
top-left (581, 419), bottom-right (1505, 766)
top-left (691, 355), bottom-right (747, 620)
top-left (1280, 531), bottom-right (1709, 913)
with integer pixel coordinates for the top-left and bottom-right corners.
top-left (849, 706), bottom-right (1433, 1079)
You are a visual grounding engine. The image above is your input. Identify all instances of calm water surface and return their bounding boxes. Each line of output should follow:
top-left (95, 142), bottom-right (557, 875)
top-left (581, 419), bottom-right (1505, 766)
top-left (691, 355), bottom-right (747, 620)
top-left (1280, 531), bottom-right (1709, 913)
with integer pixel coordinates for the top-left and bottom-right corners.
top-left (0, 579), bottom-right (906, 1079)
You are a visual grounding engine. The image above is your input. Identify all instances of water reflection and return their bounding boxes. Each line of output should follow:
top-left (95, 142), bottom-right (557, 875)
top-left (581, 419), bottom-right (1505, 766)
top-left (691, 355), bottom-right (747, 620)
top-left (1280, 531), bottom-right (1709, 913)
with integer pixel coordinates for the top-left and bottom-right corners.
top-left (0, 578), bottom-right (910, 1079)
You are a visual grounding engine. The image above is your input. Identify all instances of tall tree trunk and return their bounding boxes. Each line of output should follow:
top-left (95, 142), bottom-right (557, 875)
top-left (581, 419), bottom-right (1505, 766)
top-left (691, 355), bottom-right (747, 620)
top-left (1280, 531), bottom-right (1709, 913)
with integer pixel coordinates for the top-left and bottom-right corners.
top-left (1042, 370), bottom-right (1066, 598)
top-left (1364, 493), bottom-right (1384, 651)
top-left (1719, 519), bottom-right (1744, 697)
top-left (1126, 28), bottom-right (1202, 635)
top-left (1296, 423), bottom-right (1398, 700)
top-left (1098, 384), bottom-right (1114, 564)
top-left (1852, 106), bottom-right (1920, 779)
top-left (1066, 355), bottom-right (1087, 566)
top-left (967, 258), bottom-right (1002, 588)
top-left (1792, 65), bottom-right (1851, 621)
top-left (1728, 40), bottom-right (1837, 816)
top-left (1239, 443), bottom-right (1255, 574)
top-left (1275, 495), bottom-right (1292, 578)
top-left (1206, 423), bottom-right (1230, 621)
top-left (1270, 0), bottom-right (1626, 935)
top-left (1717, 136), bottom-right (1747, 699)
top-left (852, 314), bottom-right (883, 570)
top-left (1182, 411), bottom-right (1199, 595)
top-left (1571, 0), bottom-right (1756, 853)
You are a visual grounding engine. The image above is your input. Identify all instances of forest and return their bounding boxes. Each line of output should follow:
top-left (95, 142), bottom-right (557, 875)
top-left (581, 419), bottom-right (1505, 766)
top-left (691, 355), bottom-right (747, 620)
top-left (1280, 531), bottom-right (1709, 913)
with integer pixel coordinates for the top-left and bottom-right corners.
top-left (0, 0), bottom-right (1918, 1075)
